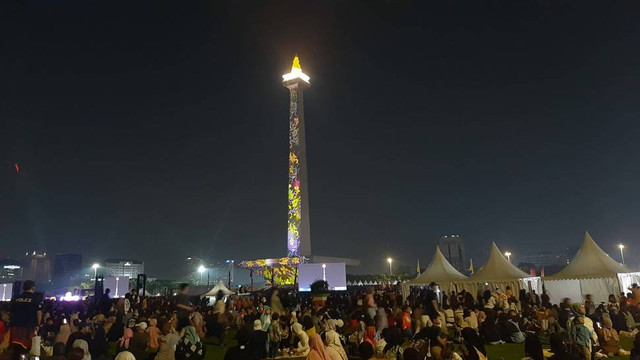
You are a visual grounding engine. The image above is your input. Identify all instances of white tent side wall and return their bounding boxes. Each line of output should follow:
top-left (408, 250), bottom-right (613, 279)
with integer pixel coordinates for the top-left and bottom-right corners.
top-left (543, 279), bottom-right (582, 305)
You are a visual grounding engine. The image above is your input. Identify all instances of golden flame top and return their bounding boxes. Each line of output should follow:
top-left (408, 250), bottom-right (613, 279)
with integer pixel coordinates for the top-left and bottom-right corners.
top-left (291, 55), bottom-right (301, 71)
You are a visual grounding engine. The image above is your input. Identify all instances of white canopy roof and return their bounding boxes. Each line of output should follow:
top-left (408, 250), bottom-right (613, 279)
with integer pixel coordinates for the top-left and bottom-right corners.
top-left (408, 247), bottom-right (468, 285)
top-left (470, 242), bottom-right (531, 281)
top-left (547, 232), bottom-right (629, 279)
top-left (201, 281), bottom-right (234, 297)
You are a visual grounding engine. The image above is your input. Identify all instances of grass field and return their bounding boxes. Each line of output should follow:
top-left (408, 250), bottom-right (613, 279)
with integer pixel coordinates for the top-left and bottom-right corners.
top-left (202, 331), bottom-right (635, 360)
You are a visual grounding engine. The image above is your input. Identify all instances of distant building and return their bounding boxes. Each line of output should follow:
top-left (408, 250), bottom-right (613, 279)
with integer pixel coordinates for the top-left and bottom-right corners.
top-left (0, 259), bottom-right (23, 282)
top-left (24, 251), bottom-right (51, 284)
top-left (521, 250), bottom-right (569, 267)
top-left (438, 235), bottom-right (466, 272)
top-left (53, 253), bottom-right (83, 284)
top-left (104, 259), bottom-right (144, 278)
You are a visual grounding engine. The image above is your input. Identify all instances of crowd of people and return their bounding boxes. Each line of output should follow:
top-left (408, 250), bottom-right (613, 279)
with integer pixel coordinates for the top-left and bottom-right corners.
top-left (4, 279), bottom-right (640, 360)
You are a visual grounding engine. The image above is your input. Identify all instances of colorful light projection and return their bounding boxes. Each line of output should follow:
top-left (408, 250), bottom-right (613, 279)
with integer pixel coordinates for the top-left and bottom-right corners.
top-left (288, 86), bottom-right (302, 257)
top-left (240, 257), bottom-right (303, 285)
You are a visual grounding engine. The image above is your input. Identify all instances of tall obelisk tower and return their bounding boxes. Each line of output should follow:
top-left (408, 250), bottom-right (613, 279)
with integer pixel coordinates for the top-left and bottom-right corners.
top-left (282, 56), bottom-right (311, 257)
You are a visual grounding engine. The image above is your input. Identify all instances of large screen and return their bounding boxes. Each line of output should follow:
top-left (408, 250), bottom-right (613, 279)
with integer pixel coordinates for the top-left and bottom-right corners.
top-left (298, 263), bottom-right (347, 292)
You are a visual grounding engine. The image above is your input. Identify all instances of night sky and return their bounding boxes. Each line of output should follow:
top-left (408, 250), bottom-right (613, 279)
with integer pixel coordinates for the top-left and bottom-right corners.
top-left (2, 1), bottom-right (640, 277)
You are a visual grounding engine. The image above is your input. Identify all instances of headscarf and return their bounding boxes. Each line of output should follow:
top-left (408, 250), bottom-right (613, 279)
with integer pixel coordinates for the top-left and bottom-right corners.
top-left (72, 339), bottom-right (91, 360)
top-left (55, 324), bottom-right (71, 344)
top-left (307, 334), bottom-right (331, 360)
top-left (571, 303), bottom-right (585, 316)
top-left (364, 326), bottom-right (377, 347)
top-left (253, 319), bottom-right (262, 331)
top-left (602, 317), bottom-right (619, 342)
top-left (184, 326), bottom-right (200, 344)
top-left (292, 322), bottom-right (304, 335)
top-left (325, 319), bottom-right (337, 332)
top-left (119, 328), bottom-right (133, 349)
top-left (325, 331), bottom-right (347, 360)
top-left (114, 351), bottom-right (136, 360)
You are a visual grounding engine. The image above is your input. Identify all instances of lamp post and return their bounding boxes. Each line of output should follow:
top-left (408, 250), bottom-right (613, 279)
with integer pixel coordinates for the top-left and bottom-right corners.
top-left (198, 265), bottom-right (205, 284)
top-left (115, 277), bottom-right (120, 297)
top-left (92, 263), bottom-right (100, 279)
top-left (505, 252), bottom-right (512, 263)
top-left (387, 258), bottom-right (393, 276)
top-left (619, 244), bottom-right (626, 265)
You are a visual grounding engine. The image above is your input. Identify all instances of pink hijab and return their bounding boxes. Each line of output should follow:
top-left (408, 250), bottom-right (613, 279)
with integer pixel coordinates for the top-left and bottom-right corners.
top-left (119, 328), bottom-right (133, 349)
top-left (307, 334), bottom-right (331, 360)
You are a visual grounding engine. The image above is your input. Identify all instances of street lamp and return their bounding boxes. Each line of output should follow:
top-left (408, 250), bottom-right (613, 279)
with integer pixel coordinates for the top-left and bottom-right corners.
top-left (92, 263), bottom-right (100, 278)
top-left (198, 265), bottom-right (205, 284)
top-left (387, 258), bottom-right (393, 276)
top-left (505, 252), bottom-right (512, 263)
top-left (115, 277), bottom-right (120, 297)
top-left (618, 244), bottom-right (626, 265)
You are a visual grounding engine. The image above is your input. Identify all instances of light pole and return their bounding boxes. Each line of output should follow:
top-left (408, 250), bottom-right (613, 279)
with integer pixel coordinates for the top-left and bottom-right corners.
top-left (198, 265), bottom-right (205, 284)
top-left (115, 277), bottom-right (120, 297)
top-left (618, 244), bottom-right (625, 265)
top-left (92, 263), bottom-right (100, 279)
top-left (505, 252), bottom-right (512, 263)
top-left (387, 258), bottom-right (393, 276)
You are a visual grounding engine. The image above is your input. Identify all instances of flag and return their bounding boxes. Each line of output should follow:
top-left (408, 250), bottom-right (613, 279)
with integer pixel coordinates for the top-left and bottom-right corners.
top-left (530, 268), bottom-right (537, 276)
top-left (468, 258), bottom-right (474, 275)
top-left (416, 259), bottom-right (421, 277)
top-left (541, 267), bottom-right (545, 277)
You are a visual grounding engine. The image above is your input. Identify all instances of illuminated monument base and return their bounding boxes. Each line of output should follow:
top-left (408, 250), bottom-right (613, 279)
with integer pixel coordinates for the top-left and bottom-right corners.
top-left (239, 56), bottom-right (358, 286)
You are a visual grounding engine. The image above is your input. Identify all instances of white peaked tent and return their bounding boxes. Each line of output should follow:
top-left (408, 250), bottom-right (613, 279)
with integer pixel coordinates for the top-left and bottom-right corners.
top-left (543, 232), bottom-right (640, 304)
top-left (403, 247), bottom-right (469, 298)
top-left (201, 281), bottom-right (234, 298)
top-left (465, 242), bottom-right (542, 295)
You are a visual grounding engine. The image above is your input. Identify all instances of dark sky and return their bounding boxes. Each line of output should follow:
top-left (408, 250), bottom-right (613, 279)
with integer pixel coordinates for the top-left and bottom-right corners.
top-left (2, 1), bottom-right (640, 277)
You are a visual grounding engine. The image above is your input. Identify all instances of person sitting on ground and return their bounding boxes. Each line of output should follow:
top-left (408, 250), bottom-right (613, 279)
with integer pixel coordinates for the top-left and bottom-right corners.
top-left (523, 333), bottom-right (544, 360)
top-left (292, 322), bottom-right (310, 356)
top-left (548, 333), bottom-right (580, 360)
top-left (596, 317), bottom-right (630, 357)
top-left (129, 322), bottom-right (149, 360)
top-left (497, 313), bottom-right (524, 344)
top-left (306, 334), bottom-right (331, 360)
top-left (223, 327), bottom-right (251, 360)
top-left (176, 326), bottom-right (206, 360)
top-left (363, 326), bottom-right (376, 348)
top-left (630, 332), bottom-right (640, 360)
top-left (479, 314), bottom-right (502, 344)
top-left (375, 328), bottom-right (388, 357)
top-left (248, 320), bottom-right (268, 360)
top-left (459, 327), bottom-right (486, 360)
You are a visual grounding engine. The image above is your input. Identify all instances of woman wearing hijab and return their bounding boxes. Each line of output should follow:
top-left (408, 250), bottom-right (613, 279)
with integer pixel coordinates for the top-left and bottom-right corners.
top-left (597, 317), bottom-right (630, 356)
top-left (321, 333), bottom-right (344, 360)
top-left (55, 323), bottom-right (72, 345)
top-left (90, 327), bottom-right (110, 360)
top-left (306, 334), bottom-right (330, 360)
top-left (176, 326), bottom-right (206, 360)
top-left (72, 339), bottom-right (92, 360)
top-left (117, 328), bottom-right (133, 354)
top-left (292, 323), bottom-right (310, 356)
top-left (114, 351), bottom-right (136, 360)
top-left (363, 326), bottom-right (376, 347)
top-left (323, 323), bottom-right (346, 360)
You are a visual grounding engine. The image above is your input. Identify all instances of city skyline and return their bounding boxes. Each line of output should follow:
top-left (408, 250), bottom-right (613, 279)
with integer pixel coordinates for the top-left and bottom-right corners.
top-left (2, 2), bottom-right (640, 277)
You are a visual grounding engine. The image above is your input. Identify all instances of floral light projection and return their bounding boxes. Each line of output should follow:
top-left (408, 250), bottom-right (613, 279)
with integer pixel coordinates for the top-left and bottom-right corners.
top-left (287, 87), bottom-right (302, 257)
top-left (240, 257), bottom-right (303, 285)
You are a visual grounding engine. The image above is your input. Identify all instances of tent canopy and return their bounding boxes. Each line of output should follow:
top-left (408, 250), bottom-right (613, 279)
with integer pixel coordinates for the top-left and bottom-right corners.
top-left (408, 247), bottom-right (468, 285)
top-left (470, 242), bottom-right (531, 281)
top-left (546, 232), bottom-right (629, 280)
top-left (201, 281), bottom-right (234, 297)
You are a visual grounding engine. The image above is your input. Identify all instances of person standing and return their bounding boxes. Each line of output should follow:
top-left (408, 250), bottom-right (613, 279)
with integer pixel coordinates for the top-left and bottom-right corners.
top-left (175, 284), bottom-right (194, 331)
top-left (10, 280), bottom-right (42, 351)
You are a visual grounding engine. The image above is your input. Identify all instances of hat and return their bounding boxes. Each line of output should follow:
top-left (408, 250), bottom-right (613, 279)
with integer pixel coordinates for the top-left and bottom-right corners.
top-left (253, 319), bottom-right (262, 330)
top-left (136, 322), bottom-right (148, 330)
